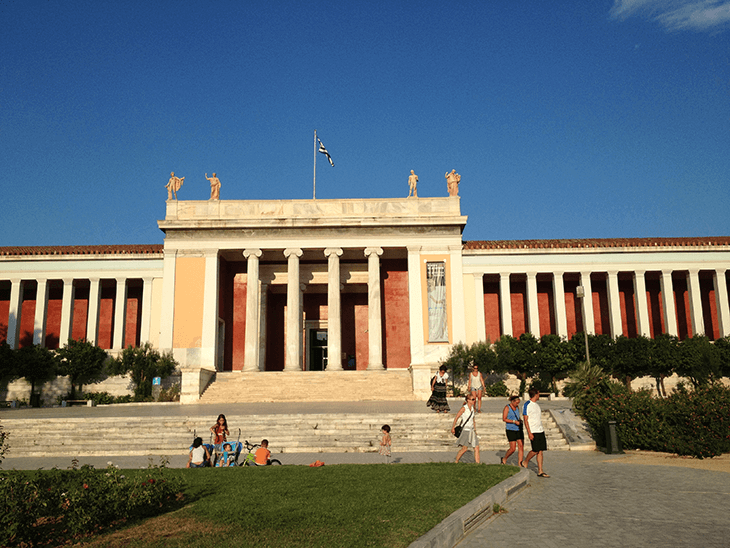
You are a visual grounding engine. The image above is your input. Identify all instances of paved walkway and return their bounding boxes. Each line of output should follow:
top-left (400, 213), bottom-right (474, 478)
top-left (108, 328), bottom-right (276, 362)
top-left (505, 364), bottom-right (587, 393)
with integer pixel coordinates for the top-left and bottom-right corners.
top-left (456, 451), bottom-right (730, 548)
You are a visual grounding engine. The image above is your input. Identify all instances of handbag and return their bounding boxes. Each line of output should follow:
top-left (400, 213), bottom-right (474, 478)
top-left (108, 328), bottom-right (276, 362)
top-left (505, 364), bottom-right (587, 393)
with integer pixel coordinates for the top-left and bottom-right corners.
top-left (453, 408), bottom-right (473, 438)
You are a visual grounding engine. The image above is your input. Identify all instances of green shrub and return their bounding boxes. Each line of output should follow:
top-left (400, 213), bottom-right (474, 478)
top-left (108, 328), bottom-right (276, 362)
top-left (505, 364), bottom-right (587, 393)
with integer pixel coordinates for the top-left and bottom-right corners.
top-left (578, 384), bottom-right (730, 458)
top-left (0, 461), bottom-right (183, 547)
top-left (483, 381), bottom-right (509, 397)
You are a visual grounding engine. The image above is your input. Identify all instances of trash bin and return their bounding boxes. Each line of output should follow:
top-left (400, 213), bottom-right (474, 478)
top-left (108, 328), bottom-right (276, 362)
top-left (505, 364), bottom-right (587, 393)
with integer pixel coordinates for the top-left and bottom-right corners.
top-left (604, 420), bottom-right (623, 454)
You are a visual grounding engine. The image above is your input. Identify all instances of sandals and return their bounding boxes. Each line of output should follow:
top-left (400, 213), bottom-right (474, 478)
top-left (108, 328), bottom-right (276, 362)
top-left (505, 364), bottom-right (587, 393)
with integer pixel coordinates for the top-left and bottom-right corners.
top-left (500, 457), bottom-right (506, 465)
top-left (519, 460), bottom-right (527, 468)
top-left (537, 472), bottom-right (550, 478)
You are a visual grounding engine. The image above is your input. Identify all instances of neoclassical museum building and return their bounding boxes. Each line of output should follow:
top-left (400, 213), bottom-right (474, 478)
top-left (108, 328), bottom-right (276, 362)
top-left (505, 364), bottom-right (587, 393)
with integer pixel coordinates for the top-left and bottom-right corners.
top-left (1, 194), bottom-right (729, 403)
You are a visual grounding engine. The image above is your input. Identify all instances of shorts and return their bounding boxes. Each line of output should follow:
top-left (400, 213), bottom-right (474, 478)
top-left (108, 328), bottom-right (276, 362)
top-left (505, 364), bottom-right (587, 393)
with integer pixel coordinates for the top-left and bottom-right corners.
top-left (190, 462), bottom-right (206, 468)
top-left (529, 432), bottom-right (547, 452)
top-left (506, 429), bottom-right (524, 442)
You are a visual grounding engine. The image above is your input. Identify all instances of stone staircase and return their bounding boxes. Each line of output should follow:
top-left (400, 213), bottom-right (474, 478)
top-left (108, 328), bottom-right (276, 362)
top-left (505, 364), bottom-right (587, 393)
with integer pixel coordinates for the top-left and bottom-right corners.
top-left (198, 370), bottom-right (418, 403)
top-left (1, 412), bottom-right (569, 458)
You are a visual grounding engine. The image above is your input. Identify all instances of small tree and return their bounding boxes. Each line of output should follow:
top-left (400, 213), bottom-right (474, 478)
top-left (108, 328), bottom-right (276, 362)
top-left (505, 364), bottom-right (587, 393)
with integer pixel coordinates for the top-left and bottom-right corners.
top-left (16, 344), bottom-right (57, 405)
top-left (535, 334), bottom-right (574, 394)
top-left (108, 343), bottom-right (177, 400)
top-left (677, 335), bottom-right (722, 388)
top-left (56, 339), bottom-right (109, 399)
top-left (647, 334), bottom-right (679, 397)
top-left (0, 341), bottom-right (18, 384)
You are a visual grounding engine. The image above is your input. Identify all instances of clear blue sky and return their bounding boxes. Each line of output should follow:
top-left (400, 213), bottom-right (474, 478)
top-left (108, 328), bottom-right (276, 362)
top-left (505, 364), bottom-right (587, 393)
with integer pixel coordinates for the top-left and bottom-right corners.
top-left (2, 0), bottom-right (728, 246)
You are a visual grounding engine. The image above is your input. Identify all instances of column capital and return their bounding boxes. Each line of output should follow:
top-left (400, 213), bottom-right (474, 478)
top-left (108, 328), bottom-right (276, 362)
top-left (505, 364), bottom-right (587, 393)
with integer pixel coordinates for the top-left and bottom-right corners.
top-left (553, 271), bottom-right (564, 278)
top-left (284, 248), bottom-right (303, 259)
top-left (324, 247), bottom-right (343, 258)
top-left (243, 248), bottom-right (262, 259)
top-left (472, 272), bottom-right (484, 280)
top-left (364, 247), bottom-right (383, 258)
top-left (407, 245), bottom-right (422, 254)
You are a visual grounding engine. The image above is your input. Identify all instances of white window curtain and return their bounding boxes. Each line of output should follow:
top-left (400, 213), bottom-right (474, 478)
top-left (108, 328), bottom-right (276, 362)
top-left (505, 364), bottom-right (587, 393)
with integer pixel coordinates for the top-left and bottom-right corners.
top-left (427, 262), bottom-right (448, 342)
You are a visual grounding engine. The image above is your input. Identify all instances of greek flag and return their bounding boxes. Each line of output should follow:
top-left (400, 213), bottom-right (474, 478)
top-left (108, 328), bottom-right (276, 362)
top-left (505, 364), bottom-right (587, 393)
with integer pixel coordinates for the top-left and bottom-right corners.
top-left (318, 138), bottom-right (334, 167)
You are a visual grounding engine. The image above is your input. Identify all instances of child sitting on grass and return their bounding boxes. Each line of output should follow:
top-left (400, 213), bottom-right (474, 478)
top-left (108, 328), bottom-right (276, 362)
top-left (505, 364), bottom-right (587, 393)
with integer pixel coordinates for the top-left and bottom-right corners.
top-left (255, 439), bottom-right (271, 466)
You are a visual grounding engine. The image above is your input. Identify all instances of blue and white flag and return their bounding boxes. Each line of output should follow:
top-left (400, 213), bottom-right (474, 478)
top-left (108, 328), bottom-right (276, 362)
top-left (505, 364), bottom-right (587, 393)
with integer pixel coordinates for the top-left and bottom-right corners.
top-left (317, 138), bottom-right (334, 167)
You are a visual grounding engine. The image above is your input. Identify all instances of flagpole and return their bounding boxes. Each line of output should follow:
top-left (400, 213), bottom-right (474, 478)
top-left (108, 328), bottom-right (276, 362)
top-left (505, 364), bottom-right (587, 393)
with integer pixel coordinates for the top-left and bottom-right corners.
top-left (313, 129), bottom-right (317, 200)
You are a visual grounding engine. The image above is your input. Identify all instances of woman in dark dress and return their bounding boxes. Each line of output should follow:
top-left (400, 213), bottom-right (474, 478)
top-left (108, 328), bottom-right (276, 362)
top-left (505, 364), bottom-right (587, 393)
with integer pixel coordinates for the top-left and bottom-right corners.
top-left (426, 365), bottom-right (450, 413)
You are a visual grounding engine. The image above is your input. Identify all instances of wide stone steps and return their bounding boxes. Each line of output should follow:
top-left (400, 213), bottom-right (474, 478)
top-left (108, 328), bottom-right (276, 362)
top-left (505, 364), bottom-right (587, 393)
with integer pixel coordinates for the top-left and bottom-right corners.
top-left (1, 413), bottom-right (568, 458)
top-left (198, 370), bottom-right (417, 403)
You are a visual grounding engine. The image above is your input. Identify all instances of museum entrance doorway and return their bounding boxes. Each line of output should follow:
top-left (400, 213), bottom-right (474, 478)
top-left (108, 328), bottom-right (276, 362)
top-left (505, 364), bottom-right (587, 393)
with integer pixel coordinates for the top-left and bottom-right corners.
top-left (306, 326), bottom-right (328, 371)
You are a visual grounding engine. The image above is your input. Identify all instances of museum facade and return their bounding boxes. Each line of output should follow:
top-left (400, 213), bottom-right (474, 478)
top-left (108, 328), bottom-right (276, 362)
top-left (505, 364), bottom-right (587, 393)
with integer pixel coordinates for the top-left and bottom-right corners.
top-left (1, 196), bottom-right (729, 402)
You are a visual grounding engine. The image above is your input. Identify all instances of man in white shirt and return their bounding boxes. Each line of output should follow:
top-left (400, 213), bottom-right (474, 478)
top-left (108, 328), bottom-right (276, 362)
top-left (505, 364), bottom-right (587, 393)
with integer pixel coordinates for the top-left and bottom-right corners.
top-left (522, 387), bottom-right (549, 477)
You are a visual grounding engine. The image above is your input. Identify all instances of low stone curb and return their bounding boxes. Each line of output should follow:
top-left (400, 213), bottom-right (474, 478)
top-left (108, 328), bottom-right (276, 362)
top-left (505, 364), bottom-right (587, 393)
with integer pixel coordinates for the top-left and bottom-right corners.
top-left (408, 469), bottom-right (529, 548)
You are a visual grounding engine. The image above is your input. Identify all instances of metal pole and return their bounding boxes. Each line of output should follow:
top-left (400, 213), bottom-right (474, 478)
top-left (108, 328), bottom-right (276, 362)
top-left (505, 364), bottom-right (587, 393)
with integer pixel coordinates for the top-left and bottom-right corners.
top-left (313, 130), bottom-right (317, 200)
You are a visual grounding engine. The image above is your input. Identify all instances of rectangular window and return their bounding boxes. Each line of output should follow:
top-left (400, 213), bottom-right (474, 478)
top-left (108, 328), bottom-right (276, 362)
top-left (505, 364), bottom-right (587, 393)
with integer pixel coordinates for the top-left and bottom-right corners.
top-left (427, 262), bottom-right (448, 342)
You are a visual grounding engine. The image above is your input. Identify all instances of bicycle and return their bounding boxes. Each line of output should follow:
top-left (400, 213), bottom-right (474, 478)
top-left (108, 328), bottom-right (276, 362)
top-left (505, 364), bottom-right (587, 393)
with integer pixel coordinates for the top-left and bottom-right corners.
top-left (240, 440), bottom-right (282, 466)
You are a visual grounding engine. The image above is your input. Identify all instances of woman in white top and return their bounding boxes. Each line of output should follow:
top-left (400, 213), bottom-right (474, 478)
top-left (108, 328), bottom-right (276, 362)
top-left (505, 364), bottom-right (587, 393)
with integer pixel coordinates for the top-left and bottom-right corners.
top-left (451, 394), bottom-right (480, 463)
top-left (468, 363), bottom-right (486, 413)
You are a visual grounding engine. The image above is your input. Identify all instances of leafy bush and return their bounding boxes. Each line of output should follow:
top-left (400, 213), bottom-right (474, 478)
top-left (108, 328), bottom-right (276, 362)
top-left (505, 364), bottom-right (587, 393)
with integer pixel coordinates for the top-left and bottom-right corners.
top-left (0, 460), bottom-right (184, 547)
top-left (56, 339), bottom-right (109, 399)
top-left (108, 343), bottom-right (177, 400)
top-left (157, 383), bottom-right (181, 402)
top-left (483, 381), bottom-right (509, 397)
top-left (578, 383), bottom-right (730, 459)
top-left (0, 423), bottom-right (7, 466)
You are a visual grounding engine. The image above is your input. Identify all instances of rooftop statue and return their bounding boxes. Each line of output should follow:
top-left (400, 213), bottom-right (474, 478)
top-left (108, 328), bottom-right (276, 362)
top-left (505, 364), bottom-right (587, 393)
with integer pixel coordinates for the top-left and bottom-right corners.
top-left (408, 170), bottom-right (419, 198)
top-left (166, 172), bottom-right (184, 200)
top-left (445, 169), bottom-right (460, 197)
top-left (206, 173), bottom-right (221, 200)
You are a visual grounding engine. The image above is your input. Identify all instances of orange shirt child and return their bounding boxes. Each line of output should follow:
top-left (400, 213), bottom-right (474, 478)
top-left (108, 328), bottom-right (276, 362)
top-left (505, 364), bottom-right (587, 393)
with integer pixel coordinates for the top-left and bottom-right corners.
top-left (255, 446), bottom-right (271, 465)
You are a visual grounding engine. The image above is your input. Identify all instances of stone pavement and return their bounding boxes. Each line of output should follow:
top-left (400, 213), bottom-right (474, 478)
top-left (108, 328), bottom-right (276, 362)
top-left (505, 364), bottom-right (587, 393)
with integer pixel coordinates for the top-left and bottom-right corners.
top-left (456, 451), bottom-right (730, 548)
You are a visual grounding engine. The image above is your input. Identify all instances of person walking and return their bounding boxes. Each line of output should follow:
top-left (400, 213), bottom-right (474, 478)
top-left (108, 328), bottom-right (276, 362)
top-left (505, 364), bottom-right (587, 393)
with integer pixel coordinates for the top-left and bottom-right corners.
top-left (468, 362), bottom-right (486, 413)
top-left (452, 394), bottom-right (480, 464)
top-left (426, 365), bottom-right (450, 413)
top-left (522, 388), bottom-right (549, 477)
top-left (501, 395), bottom-right (524, 465)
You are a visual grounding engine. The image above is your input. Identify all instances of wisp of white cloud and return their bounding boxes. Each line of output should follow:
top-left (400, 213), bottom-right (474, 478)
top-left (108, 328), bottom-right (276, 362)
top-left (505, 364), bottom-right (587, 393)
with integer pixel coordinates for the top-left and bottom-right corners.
top-left (611, 0), bottom-right (730, 31)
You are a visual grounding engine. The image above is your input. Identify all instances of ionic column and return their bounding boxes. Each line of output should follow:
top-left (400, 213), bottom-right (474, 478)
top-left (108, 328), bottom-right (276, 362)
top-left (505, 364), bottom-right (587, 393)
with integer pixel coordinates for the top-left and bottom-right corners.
top-left (201, 251), bottom-right (220, 370)
top-left (713, 269), bottom-right (730, 337)
top-left (7, 279), bottom-right (23, 349)
top-left (633, 271), bottom-right (651, 337)
top-left (258, 283), bottom-right (268, 371)
top-left (33, 279), bottom-right (50, 346)
top-left (243, 249), bottom-right (262, 372)
top-left (86, 278), bottom-right (101, 345)
top-left (325, 248), bottom-right (343, 370)
top-left (112, 277), bottom-right (127, 350)
top-left (139, 277), bottom-right (153, 344)
top-left (284, 248), bottom-right (303, 371)
top-left (606, 271), bottom-right (622, 338)
top-left (407, 246), bottom-right (425, 365)
top-left (687, 270), bottom-right (705, 336)
top-left (660, 270), bottom-right (678, 337)
top-left (158, 250), bottom-right (177, 350)
top-left (473, 273), bottom-right (486, 342)
top-left (365, 247), bottom-right (384, 369)
top-left (499, 273), bottom-right (513, 337)
top-left (579, 272), bottom-right (595, 335)
top-left (59, 278), bottom-right (76, 345)
top-left (526, 273), bottom-right (540, 338)
top-left (553, 272), bottom-right (567, 338)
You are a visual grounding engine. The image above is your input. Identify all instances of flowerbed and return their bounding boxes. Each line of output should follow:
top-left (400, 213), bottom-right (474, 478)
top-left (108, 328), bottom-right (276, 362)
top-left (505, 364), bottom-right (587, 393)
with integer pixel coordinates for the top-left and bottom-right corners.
top-left (0, 460), bottom-right (184, 547)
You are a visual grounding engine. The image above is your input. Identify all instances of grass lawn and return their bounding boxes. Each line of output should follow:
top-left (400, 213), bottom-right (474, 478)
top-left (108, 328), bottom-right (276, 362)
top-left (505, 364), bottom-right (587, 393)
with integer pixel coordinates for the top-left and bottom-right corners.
top-left (83, 463), bottom-right (517, 548)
